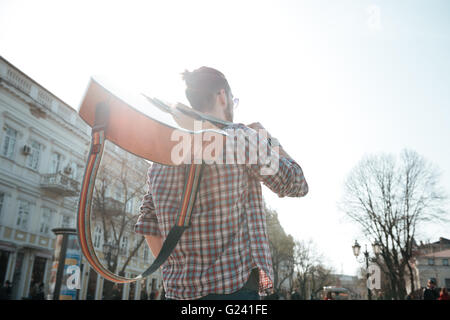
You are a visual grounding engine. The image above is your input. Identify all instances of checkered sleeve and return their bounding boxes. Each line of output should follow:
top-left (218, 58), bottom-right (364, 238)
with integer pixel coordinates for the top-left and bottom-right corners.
top-left (235, 125), bottom-right (308, 198)
top-left (134, 169), bottom-right (162, 237)
top-left (265, 156), bottom-right (309, 198)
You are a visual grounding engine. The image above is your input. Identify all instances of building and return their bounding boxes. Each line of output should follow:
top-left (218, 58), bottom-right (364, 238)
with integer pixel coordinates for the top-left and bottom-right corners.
top-left (0, 56), bottom-right (161, 299)
top-left (407, 237), bottom-right (450, 292)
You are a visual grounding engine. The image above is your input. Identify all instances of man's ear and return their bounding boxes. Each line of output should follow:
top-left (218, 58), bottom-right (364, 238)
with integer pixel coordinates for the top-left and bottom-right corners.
top-left (217, 89), bottom-right (227, 106)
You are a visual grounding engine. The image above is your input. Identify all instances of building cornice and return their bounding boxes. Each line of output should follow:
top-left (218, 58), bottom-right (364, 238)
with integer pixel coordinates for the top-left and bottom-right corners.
top-left (0, 57), bottom-right (91, 143)
top-left (2, 109), bottom-right (28, 128)
top-left (1, 79), bottom-right (90, 142)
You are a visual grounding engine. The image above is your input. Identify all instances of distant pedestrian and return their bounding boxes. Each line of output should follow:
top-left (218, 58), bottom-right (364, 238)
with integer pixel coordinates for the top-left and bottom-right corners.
top-left (29, 281), bottom-right (38, 299)
top-left (140, 288), bottom-right (148, 300)
top-left (423, 279), bottom-right (439, 300)
top-left (3, 281), bottom-right (12, 300)
top-left (159, 286), bottom-right (166, 300)
top-left (155, 284), bottom-right (164, 300)
top-left (416, 289), bottom-right (423, 300)
top-left (35, 282), bottom-right (45, 300)
top-left (149, 289), bottom-right (156, 300)
top-left (30, 281), bottom-right (44, 300)
top-left (0, 281), bottom-right (10, 300)
top-left (438, 288), bottom-right (450, 301)
top-left (291, 289), bottom-right (300, 300)
top-left (111, 284), bottom-right (121, 300)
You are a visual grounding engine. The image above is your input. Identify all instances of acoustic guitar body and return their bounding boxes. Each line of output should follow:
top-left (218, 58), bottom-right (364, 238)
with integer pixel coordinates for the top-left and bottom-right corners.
top-left (78, 77), bottom-right (227, 166)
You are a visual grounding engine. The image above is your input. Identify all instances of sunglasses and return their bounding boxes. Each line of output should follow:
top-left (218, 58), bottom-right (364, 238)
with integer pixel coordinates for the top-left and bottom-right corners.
top-left (232, 97), bottom-right (239, 109)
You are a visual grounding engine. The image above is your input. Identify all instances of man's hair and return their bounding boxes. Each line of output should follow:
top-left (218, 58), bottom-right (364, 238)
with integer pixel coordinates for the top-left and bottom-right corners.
top-left (181, 66), bottom-right (231, 112)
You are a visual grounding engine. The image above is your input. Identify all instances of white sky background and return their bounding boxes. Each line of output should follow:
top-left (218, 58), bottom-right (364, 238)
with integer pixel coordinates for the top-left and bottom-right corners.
top-left (1, 0), bottom-right (449, 276)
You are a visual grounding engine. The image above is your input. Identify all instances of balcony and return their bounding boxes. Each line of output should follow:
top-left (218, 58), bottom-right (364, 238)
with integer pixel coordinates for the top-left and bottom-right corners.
top-left (40, 172), bottom-right (80, 196)
top-left (93, 197), bottom-right (124, 217)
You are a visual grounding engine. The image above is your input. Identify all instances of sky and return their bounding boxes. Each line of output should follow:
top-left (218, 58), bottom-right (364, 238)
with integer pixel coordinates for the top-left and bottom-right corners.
top-left (1, 0), bottom-right (449, 276)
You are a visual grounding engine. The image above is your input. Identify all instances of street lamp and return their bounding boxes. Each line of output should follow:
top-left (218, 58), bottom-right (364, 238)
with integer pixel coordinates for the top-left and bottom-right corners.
top-left (352, 240), bottom-right (361, 257)
top-left (372, 241), bottom-right (381, 256)
top-left (352, 240), bottom-right (380, 300)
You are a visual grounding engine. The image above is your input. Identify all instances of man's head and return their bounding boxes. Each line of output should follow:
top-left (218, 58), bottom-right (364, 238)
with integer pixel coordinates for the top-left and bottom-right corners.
top-left (182, 66), bottom-right (236, 122)
top-left (427, 278), bottom-right (436, 288)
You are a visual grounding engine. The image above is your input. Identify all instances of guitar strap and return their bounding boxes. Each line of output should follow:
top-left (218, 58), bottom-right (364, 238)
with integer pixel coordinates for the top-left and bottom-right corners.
top-left (77, 103), bottom-right (203, 283)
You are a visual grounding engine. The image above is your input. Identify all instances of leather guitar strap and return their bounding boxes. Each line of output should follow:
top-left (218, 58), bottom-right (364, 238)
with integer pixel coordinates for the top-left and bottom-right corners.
top-left (77, 103), bottom-right (203, 283)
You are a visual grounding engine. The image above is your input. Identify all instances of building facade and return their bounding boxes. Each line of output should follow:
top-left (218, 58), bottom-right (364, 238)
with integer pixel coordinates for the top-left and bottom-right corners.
top-left (0, 56), bottom-right (161, 300)
top-left (408, 237), bottom-right (450, 292)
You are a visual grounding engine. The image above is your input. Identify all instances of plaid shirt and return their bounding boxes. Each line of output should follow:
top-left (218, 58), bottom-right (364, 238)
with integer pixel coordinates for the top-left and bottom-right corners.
top-left (134, 124), bottom-right (308, 300)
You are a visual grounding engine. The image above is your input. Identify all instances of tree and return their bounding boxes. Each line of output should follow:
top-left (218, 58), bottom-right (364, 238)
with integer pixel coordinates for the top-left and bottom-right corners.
top-left (265, 204), bottom-right (334, 298)
top-left (294, 240), bottom-right (317, 299)
top-left (308, 262), bottom-right (334, 299)
top-left (293, 239), bottom-right (334, 299)
top-left (92, 146), bottom-right (149, 298)
top-left (340, 149), bottom-right (447, 299)
top-left (265, 206), bottom-right (295, 292)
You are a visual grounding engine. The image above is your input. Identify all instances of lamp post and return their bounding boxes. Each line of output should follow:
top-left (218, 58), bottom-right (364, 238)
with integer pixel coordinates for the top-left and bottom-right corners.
top-left (352, 240), bottom-right (381, 300)
top-left (103, 242), bottom-right (119, 272)
top-left (102, 242), bottom-right (120, 300)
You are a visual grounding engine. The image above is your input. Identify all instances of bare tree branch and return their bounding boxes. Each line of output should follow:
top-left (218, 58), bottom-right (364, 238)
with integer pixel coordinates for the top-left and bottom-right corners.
top-left (339, 149), bottom-right (448, 299)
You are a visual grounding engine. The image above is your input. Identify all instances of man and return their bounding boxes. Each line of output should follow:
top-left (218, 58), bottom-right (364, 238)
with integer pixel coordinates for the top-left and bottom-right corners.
top-left (423, 278), bottom-right (439, 300)
top-left (0, 281), bottom-right (12, 300)
top-left (111, 284), bottom-right (121, 300)
top-left (291, 288), bottom-right (300, 300)
top-left (135, 66), bottom-right (308, 300)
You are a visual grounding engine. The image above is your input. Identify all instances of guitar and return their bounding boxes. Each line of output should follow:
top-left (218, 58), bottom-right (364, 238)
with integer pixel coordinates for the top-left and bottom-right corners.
top-left (77, 77), bottom-right (228, 283)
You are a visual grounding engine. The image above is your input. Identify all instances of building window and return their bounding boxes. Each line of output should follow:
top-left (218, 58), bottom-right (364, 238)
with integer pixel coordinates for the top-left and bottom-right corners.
top-left (2, 126), bottom-right (18, 159)
top-left (443, 259), bottom-right (449, 266)
top-left (50, 152), bottom-right (62, 174)
top-left (40, 208), bottom-right (53, 235)
top-left (61, 215), bottom-right (74, 228)
top-left (120, 236), bottom-right (128, 255)
top-left (93, 225), bottom-right (103, 249)
top-left (133, 237), bottom-right (139, 257)
top-left (68, 162), bottom-right (77, 180)
top-left (126, 197), bottom-right (134, 213)
top-left (428, 258), bottom-right (435, 266)
top-left (16, 200), bottom-right (31, 230)
top-left (115, 185), bottom-right (124, 202)
top-left (26, 140), bottom-right (42, 171)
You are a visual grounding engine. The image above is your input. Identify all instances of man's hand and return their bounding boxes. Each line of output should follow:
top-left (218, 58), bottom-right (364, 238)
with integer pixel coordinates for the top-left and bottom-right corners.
top-left (247, 122), bottom-right (293, 160)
